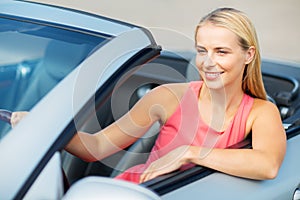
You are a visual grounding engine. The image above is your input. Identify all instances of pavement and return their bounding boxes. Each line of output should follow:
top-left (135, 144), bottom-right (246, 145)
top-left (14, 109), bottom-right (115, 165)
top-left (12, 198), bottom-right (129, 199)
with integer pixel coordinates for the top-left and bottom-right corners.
top-left (31, 0), bottom-right (300, 63)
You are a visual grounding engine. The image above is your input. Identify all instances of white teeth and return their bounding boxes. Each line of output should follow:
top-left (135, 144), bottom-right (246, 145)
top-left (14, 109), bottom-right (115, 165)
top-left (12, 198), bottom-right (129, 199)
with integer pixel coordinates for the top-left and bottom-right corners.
top-left (206, 72), bottom-right (222, 78)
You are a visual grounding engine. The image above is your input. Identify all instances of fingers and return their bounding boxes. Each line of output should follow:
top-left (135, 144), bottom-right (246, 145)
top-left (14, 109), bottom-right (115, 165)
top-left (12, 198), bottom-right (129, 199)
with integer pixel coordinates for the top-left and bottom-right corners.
top-left (139, 161), bottom-right (180, 183)
top-left (11, 111), bottom-right (29, 128)
top-left (139, 165), bottom-right (161, 183)
top-left (139, 146), bottom-right (191, 183)
top-left (139, 165), bottom-right (158, 183)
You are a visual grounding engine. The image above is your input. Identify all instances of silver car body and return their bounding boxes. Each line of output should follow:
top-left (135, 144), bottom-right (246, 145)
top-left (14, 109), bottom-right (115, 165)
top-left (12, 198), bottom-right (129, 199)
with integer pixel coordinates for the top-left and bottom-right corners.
top-left (1, 1), bottom-right (300, 200)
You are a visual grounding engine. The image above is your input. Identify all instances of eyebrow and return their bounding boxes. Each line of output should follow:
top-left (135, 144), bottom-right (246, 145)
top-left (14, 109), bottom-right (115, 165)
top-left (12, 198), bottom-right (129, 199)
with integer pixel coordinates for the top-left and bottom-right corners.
top-left (195, 45), bottom-right (205, 49)
top-left (195, 45), bottom-right (232, 51)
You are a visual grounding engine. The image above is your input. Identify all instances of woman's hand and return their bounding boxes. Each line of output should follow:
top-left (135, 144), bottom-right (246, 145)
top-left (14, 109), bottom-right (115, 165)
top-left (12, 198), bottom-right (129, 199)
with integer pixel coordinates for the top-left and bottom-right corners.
top-left (11, 111), bottom-right (29, 128)
top-left (139, 145), bottom-right (193, 183)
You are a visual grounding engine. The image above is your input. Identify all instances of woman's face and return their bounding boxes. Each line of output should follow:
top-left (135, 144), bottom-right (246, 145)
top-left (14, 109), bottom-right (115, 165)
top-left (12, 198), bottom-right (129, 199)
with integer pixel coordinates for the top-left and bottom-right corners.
top-left (195, 22), bottom-right (253, 91)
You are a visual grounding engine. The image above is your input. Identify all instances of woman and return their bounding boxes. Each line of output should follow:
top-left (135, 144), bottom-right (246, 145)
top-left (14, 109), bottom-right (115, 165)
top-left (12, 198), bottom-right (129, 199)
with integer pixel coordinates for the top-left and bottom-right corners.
top-left (12, 8), bottom-right (286, 184)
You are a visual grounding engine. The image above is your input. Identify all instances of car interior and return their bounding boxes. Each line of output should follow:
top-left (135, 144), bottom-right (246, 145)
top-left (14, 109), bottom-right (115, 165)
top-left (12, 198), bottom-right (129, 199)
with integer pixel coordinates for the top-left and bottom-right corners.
top-left (15, 40), bottom-right (91, 110)
top-left (60, 51), bottom-right (300, 195)
top-left (0, 16), bottom-right (105, 138)
top-left (0, 40), bottom-right (93, 137)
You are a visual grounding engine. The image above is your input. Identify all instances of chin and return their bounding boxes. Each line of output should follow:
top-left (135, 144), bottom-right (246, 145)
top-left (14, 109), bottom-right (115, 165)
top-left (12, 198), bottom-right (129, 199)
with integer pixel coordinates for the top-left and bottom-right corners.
top-left (203, 79), bottom-right (226, 91)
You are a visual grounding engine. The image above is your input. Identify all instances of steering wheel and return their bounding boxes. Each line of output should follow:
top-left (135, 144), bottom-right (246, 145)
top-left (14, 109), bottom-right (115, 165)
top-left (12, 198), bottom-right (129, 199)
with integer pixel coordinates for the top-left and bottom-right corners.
top-left (0, 109), bottom-right (12, 125)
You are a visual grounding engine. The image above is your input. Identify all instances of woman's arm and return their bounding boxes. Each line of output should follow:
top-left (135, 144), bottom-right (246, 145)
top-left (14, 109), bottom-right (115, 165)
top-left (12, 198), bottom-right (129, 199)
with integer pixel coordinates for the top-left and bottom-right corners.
top-left (140, 100), bottom-right (286, 182)
top-left (65, 83), bottom-right (186, 162)
top-left (11, 83), bottom-right (186, 163)
top-left (64, 90), bottom-right (161, 162)
top-left (190, 100), bottom-right (286, 180)
top-left (64, 111), bottom-right (155, 162)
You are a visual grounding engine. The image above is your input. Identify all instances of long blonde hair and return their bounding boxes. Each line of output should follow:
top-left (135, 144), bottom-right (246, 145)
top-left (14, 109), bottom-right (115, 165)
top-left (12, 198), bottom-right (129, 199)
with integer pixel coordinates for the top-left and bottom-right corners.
top-left (195, 8), bottom-right (267, 100)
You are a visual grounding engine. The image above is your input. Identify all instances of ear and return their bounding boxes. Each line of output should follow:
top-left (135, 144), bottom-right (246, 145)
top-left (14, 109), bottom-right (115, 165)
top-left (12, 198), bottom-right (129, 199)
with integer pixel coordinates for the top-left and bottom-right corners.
top-left (245, 46), bottom-right (255, 65)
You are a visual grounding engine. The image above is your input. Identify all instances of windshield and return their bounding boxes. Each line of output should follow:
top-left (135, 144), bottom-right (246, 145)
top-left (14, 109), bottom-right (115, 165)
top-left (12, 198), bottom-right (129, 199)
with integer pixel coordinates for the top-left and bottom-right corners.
top-left (0, 16), bottom-right (111, 138)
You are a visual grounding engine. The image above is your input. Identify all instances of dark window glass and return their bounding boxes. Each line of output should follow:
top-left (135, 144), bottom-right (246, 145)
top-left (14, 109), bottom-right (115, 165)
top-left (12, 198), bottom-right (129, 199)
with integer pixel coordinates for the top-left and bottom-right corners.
top-left (0, 17), bottom-right (111, 138)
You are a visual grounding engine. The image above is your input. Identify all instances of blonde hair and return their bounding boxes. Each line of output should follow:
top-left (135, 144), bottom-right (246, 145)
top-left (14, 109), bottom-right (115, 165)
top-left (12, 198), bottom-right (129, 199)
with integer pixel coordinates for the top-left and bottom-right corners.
top-left (195, 8), bottom-right (267, 100)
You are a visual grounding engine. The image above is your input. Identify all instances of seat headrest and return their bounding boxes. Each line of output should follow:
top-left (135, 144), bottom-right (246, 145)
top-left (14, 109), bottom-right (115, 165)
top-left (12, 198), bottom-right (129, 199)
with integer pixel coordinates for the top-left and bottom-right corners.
top-left (43, 40), bottom-right (90, 80)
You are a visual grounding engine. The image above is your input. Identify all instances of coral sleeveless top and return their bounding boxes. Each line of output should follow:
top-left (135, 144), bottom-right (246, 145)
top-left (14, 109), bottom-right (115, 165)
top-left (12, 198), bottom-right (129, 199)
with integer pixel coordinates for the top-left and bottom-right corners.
top-left (115, 81), bottom-right (254, 183)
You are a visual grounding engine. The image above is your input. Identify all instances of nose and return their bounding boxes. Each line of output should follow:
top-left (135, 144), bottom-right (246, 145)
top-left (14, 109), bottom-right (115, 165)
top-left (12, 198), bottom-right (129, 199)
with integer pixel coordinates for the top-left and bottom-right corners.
top-left (203, 54), bottom-right (216, 68)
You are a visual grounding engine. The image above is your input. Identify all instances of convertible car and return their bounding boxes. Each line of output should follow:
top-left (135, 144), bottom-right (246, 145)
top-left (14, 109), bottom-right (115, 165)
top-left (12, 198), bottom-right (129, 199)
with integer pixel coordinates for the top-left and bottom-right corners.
top-left (1, 1), bottom-right (300, 199)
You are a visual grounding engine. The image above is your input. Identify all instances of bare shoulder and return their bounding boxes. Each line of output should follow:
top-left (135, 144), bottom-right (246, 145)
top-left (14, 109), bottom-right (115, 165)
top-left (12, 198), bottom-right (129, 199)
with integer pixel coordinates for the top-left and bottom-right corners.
top-left (251, 98), bottom-right (280, 117)
top-left (149, 82), bottom-right (190, 101)
top-left (123, 83), bottom-right (189, 128)
top-left (246, 98), bottom-right (283, 136)
top-left (248, 98), bottom-right (285, 138)
top-left (145, 82), bottom-right (190, 123)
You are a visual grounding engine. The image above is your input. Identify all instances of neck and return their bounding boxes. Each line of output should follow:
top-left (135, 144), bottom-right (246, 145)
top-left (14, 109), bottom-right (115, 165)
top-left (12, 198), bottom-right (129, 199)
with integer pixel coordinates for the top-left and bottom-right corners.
top-left (201, 84), bottom-right (244, 110)
top-left (199, 84), bottom-right (244, 131)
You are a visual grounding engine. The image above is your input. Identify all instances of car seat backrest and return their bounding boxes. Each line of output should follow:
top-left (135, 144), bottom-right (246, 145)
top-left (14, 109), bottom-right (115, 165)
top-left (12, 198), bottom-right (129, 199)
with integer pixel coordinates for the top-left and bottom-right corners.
top-left (15, 40), bottom-right (90, 110)
top-left (43, 40), bottom-right (89, 80)
top-left (110, 122), bottom-right (161, 177)
top-left (185, 55), bottom-right (200, 81)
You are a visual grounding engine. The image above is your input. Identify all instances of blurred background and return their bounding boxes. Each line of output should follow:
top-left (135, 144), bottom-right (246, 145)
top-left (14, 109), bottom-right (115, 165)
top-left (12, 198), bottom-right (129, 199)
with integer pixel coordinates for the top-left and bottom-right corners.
top-left (31, 0), bottom-right (300, 63)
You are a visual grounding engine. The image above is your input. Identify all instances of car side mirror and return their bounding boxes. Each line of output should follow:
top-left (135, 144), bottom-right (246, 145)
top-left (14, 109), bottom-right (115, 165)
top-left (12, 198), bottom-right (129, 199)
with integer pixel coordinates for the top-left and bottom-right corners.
top-left (63, 176), bottom-right (161, 200)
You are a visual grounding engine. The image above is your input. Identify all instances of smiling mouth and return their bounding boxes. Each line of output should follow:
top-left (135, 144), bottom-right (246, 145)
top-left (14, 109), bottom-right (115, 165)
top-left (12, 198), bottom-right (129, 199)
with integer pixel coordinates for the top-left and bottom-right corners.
top-left (204, 71), bottom-right (224, 79)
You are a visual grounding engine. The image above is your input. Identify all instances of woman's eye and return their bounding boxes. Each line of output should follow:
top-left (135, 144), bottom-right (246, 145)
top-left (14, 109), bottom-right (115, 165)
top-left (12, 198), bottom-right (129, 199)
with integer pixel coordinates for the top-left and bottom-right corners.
top-left (217, 50), bottom-right (228, 55)
top-left (197, 49), bottom-right (206, 54)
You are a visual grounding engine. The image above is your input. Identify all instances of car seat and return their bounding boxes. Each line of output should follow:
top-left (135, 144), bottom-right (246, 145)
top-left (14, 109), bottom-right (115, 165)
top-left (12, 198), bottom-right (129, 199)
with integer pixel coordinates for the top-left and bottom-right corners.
top-left (14, 40), bottom-right (90, 111)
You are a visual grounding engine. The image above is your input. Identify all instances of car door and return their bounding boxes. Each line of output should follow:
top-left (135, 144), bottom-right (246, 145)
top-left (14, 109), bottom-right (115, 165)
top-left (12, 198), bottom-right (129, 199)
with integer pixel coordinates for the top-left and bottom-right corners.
top-left (0, 1), bottom-right (161, 199)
